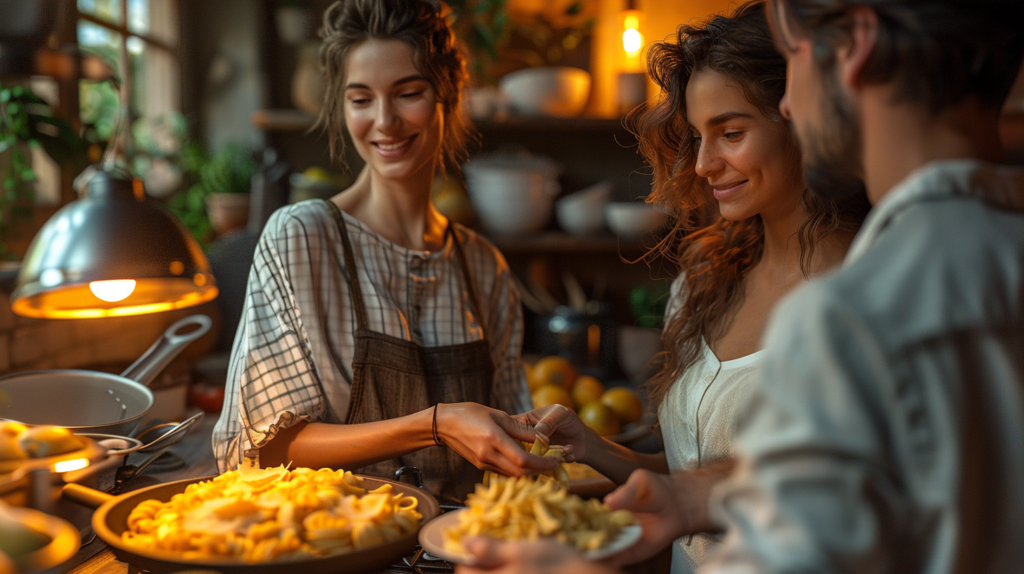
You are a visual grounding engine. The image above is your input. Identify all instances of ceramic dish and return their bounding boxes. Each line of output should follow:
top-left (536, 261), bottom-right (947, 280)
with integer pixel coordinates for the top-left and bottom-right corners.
top-left (418, 509), bottom-right (642, 566)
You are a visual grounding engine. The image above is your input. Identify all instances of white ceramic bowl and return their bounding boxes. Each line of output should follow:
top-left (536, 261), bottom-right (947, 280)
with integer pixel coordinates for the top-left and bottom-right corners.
top-left (556, 181), bottom-right (612, 236)
top-left (465, 153), bottom-right (561, 235)
top-left (500, 67), bottom-right (592, 118)
top-left (473, 195), bottom-right (554, 235)
top-left (605, 202), bottom-right (668, 238)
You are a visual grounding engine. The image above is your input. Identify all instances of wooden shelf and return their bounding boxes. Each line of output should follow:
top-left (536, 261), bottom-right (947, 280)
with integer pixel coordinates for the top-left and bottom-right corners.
top-left (251, 109), bottom-right (317, 132)
top-left (475, 116), bottom-right (627, 133)
top-left (251, 109), bottom-right (628, 134)
top-left (485, 231), bottom-right (654, 255)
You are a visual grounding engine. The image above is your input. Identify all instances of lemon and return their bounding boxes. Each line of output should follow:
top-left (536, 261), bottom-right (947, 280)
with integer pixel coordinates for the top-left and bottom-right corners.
top-left (600, 387), bottom-right (643, 425)
top-left (578, 402), bottom-right (621, 436)
top-left (532, 385), bottom-right (575, 411)
top-left (571, 376), bottom-right (605, 409)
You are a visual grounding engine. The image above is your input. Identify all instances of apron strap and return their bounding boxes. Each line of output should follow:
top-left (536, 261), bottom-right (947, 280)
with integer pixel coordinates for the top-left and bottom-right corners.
top-left (324, 200), bottom-right (370, 331)
top-left (448, 224), bottom-right (488, 333)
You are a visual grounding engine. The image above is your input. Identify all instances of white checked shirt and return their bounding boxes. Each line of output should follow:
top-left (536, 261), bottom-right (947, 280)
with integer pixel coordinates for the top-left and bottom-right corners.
top-left (212, 200), bottom-right (531, 471)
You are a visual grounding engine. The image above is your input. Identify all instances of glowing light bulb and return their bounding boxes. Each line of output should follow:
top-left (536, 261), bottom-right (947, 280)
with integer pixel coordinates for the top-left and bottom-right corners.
top-left (89, 280), bottom-right (137, 302)
top-left (622, 28), bottom-right (643, 55)
top-left (53, 458), bottom-right (89, 473)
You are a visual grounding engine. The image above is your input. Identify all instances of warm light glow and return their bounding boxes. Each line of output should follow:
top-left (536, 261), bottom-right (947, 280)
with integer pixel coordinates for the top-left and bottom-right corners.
top-left (623, 29), bottom-right (643, 55)
top-left (53, 458), bottom-right (89, 473)
top-left (621, 9), bottom-right (644, 57)
top-left (89, 280), bottom-right (137, 302)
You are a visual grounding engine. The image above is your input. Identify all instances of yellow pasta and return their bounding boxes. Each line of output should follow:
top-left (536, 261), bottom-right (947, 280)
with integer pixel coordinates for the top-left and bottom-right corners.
top-left (443, 475), bottom-right (635, 553)
top-left (482, 438), bottom-right (571, 487)
top-left (121, 466), bottom-right (422, 563)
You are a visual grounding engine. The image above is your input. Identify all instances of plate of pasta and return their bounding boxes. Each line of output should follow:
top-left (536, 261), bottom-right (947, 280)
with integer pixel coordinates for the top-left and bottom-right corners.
top-left (419, 475), bottom-right (640, 565)
top-left (62, 466), bottom-right (440, 574)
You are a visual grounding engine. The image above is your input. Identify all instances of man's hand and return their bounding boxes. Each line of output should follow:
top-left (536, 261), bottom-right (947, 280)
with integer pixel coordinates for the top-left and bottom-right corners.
top-left (601, 469), bottom-right (688, 568)
top-left (457, 538), bottom-right (620, 574)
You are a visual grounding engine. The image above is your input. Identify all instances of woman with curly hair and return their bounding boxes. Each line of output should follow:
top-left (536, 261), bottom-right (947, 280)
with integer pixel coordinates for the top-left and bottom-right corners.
top-left (514, 2), bottom-right (870, 571)
top-left (213, 0), bottom-right (555, 504)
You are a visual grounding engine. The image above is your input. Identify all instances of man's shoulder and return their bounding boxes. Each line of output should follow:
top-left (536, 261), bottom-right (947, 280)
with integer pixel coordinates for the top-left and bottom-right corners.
top-left (778, 197), bottom-right (1024, 352)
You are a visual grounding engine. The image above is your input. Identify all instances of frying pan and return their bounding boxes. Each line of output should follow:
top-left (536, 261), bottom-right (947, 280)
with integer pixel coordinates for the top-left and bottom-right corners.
top-left (62, 474), bottom-right (442, 574)
top-left (0, 315), bottom-right (211, 437)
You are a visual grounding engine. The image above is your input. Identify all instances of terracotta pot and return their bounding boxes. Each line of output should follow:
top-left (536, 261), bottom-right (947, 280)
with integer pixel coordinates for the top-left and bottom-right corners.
top-left (205, 193), bottom-right (249, 235)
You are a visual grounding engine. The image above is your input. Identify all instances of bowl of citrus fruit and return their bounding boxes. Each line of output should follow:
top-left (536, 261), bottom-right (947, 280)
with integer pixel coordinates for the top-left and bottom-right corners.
top-left (525, 356), bottom-right (647, 443)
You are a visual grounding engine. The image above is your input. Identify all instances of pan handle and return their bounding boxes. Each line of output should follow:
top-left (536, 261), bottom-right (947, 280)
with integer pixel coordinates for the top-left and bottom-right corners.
top-left (62, 483), bottom-right (116, 509)
top-left (120, 315), bottom-right (212, 387)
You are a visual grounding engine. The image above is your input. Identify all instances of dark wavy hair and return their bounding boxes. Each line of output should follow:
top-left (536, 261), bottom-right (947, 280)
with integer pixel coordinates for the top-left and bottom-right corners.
top-left (767, 0), bottom-right (1024, 114)
top-left (316, 0), bottom-right (471, 171)
top-left (628, 1), bottom-right (870, 411)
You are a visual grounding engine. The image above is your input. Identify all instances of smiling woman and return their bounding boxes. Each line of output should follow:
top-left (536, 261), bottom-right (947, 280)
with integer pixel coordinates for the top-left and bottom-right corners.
top-left (212, 0), bottom-right (552, 506)
top-left (510, 3), bottom-right (870, 573)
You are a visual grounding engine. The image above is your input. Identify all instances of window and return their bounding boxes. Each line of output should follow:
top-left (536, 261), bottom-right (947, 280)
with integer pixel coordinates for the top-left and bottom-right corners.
top-left (76, 0), bottom-right (183, 196)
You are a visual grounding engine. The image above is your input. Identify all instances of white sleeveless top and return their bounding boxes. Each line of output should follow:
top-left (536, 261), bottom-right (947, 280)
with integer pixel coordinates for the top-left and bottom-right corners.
top-left (658, 276), bottom-right (766, 574)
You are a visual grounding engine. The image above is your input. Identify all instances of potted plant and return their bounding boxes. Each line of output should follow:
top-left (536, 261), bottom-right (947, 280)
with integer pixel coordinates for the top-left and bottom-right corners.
top-left (619, 283), bottom-right (669, 381)
top-left (167, 142), bottom-right (256, 245)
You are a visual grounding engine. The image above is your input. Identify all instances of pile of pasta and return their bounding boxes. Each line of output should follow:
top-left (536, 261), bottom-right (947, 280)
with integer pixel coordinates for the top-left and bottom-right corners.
top-left (482, 437), bottom-right (569, 487)
top-left (122, 466), bottom-right (422, 563)
top-left (444, 474), bottom-right (635, 553)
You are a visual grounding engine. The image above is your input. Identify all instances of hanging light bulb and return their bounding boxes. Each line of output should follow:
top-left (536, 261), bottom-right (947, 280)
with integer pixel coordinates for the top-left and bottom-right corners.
top-left (89, 280), bottom-right (137, 302)
top-left (622, 11), bottom-right (644, 56)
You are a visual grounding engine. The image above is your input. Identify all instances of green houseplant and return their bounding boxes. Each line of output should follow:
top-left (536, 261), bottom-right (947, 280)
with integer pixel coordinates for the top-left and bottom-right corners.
top-left (167, 142), bottom-right (256, 246)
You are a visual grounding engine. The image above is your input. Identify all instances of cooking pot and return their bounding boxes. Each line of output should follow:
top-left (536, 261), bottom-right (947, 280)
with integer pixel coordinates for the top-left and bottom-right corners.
top-left (62, 474), bottom-right (441, 574)
top-left (0, 315), bottom-right (211, 437)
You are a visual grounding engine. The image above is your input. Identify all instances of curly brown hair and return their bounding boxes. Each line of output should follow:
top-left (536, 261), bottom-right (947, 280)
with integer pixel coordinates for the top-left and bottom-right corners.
top-left (316, 0), bottom-right (471, 172)
top-left (628, 1), bottom-right (870, 411)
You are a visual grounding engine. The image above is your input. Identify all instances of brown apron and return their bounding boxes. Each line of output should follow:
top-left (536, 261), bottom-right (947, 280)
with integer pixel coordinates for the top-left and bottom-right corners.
top-left (326, 201), bottom-right (494, 504)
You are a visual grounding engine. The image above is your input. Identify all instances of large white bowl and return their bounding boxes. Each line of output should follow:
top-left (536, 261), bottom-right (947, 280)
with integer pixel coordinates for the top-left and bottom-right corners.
top-left (500, 66), bottom-right (592, 118)
top-left (556, 181), bottom-right (612, 236)
top-left (465, 153), bottom-right (561, 235)
top-left (605, 202), bottom-right (669, 238)
top-left (473, 195), bottom-right (554, 235)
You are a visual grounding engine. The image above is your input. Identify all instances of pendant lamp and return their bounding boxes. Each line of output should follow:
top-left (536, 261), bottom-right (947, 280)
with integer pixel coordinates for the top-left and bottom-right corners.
top-left (10, 168), bottom-right (218, 318)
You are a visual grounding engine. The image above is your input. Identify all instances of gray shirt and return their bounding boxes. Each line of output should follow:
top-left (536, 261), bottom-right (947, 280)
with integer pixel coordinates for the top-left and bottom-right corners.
top-left (701, 160), bottom-right (1024, 574)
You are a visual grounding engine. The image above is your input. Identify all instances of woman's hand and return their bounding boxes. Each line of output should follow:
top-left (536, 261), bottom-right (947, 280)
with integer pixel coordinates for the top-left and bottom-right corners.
top-left (457, 538), bottom-right (619, 574)
top-left (437, 403), bottom-right (561, 477)
top-left (512, 405), bottom-right (592, 463)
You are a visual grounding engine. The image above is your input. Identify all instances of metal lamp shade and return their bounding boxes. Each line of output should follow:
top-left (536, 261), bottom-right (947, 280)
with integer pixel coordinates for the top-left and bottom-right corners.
top-left (11, 170), bottom-right (218, 318)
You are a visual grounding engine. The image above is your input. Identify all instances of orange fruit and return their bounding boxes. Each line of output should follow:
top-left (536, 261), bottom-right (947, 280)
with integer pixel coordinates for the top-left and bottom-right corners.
top-left (532, 385), bottom-right (575, 411)
top-left (524, 362), bottom-right (544, 392)
top-left (600, 387), bottom-right (643, 425)
top-left (578, 402), bottom-right (621, 437)
top-left (532, 356), bottom-right (577, 389)
top-left (571, 376), bottom-right (605, 409)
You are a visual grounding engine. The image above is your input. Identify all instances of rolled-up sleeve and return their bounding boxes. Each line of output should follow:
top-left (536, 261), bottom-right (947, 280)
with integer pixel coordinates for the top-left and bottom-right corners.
top-left (700, 287), bottom-right (912, 574)
top-left (212, 211), bottom-right (327, 471)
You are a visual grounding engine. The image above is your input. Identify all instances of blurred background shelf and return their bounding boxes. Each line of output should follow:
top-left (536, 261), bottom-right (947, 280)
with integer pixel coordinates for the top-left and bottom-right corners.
top-left (251, 109), bottom-right (317, 132)
top-left (486, 232), bottom-right (651, 255)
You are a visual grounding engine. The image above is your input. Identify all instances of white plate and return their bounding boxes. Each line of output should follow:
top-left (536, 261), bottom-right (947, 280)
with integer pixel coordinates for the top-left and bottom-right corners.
top-left (418, 508), bottom-right (643, 565)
